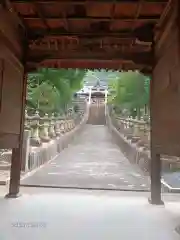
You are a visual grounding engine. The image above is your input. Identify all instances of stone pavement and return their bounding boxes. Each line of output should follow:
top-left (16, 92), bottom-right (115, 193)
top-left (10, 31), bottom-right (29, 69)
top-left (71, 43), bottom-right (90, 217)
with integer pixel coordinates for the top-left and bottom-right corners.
top-left (0, 171), bottom-right (9, 184)
top-left (162, 172), bottom-right (180, 191)
top-left (21, 125), bottom-right (150, 190)
top-left (0, 189), bottom-right (179, 240)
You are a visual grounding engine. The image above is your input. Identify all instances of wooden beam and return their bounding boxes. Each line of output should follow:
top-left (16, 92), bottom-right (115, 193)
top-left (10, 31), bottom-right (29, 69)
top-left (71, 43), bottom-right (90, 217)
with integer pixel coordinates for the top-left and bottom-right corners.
top-left (0, 31), bottom-right (20, 60)
top-left (27, 59), bottom-right (148, 71)
top-left (11, 0), bottom-right (168, 4)
top-left (1, 0), bottom-right (26, 29)
top-left (157, 0), bottom-right (172, 27)
top-left (129, 0), bottom-right (143, 49)
top-left (27, 51), bottom-right (152, 67)
top-left (0, 34), bottom-right (23, 71)
top-left (23, 16), bottom-right (159, 22)
top-left (155, 2), bottom-right (176, 52)
top-left (33, 2), bottom-right (50, 30)
top-left (28, 49), bottom-right (151, 59)
top-left (29, 37), bottom-right (149, 49)
top-left (132, 0), bottom-right (143, 30)
top-left (26, 26), bottom-right (158, 42)
top-left (27, 30), bottom-right (133, 39)
top-left (110, 0), bottom-right (116, 22)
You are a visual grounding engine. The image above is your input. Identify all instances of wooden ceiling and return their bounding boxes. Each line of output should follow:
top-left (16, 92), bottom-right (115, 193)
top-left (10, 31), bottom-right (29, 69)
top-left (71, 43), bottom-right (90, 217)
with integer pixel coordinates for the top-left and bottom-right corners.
top-left (9, 0), bottom-right (171, 71)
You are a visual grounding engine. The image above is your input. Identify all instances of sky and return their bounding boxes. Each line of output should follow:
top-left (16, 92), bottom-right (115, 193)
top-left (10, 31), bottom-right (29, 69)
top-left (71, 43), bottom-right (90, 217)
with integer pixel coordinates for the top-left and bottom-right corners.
top-left (83, 70), bottom-right (119, 89)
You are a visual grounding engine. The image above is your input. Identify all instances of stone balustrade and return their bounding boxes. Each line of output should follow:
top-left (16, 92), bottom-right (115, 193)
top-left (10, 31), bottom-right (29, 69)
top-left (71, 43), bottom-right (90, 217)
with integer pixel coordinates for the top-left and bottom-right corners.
top-left (107, 107), bottom-right (180, 174)
top-left (0, 99), bottom-right (88, 178)
top-left (115, 116), bottom-right (150, 150)
top-left (25, 110), bottom-right (77, 147)
top-left (106, 107), bottom-right (151, 174)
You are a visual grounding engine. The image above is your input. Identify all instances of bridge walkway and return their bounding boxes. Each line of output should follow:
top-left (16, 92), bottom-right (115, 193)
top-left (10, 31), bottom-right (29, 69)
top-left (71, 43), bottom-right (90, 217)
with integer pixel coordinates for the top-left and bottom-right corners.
top-left (21, 123), bottom-right (150, 190)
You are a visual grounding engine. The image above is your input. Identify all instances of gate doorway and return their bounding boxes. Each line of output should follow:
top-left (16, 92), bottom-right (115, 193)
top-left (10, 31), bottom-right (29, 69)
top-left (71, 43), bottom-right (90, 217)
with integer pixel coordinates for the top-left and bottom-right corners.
top-left (0, 1), bottom-right (179, 205)
top-left (20, 71), bottom-right (150, 192)
top-left (87, 95), bottom-right (106, 125)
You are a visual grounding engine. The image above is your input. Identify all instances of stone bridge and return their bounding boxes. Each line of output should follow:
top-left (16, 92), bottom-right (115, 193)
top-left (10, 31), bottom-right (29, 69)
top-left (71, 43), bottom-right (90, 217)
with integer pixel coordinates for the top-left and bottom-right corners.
top-left (0, 97), bottom-right (87, 184)
top-left (0, 96), bottom-right (178, 192)
top-left (15, 97), bottom-right (150, 191)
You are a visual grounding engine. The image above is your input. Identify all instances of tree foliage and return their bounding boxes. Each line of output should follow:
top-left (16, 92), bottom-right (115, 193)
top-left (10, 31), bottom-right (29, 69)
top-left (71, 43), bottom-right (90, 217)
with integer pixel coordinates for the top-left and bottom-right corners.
top-left (108, 71), bottom-right (150, 117)
top-left (27, 68), bottom-right (86, 114)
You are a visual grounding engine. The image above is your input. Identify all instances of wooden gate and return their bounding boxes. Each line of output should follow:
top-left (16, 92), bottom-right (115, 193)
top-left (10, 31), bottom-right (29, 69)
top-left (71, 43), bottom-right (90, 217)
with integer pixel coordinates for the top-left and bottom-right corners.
top-left (0, 1), bottom-right (180, 204)
top-left (87, 98), bottom-right (106, 125)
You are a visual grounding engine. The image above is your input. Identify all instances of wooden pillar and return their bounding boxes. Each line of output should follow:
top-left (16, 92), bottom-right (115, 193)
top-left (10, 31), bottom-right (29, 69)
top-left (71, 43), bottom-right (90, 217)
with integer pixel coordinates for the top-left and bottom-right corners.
top-left (149, 151), bottom-right (163, 205)
top-left (5, 72), bottom-right (27, 198)
top-left (6, 148), bottom-right (22, 198)
top-left (148, 37), bottom-right (163, 205)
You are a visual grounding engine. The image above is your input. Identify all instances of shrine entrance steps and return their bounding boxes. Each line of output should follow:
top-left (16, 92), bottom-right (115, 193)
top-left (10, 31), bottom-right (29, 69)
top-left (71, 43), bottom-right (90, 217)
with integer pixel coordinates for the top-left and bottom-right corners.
top-left (86, 98), bottom-right (106, 125)
top-left (21, 124), bottom-right (150, 191)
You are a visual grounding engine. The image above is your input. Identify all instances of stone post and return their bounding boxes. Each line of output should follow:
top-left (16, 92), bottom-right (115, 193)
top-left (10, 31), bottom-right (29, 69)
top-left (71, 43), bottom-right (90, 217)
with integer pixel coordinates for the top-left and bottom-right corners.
top-left (60, 120), bottom-right (65, 134)
top-left (24, 109), bottom-right (29, 130)
top-left (133, 121), bottom-right (140, 137)
top-left (40, 113), bottom-right (50, 142)
top-left (116, 117), bottom-right (121, 129)
top-left (129, 117), bottom-right (133, 133)
top-left (66, 119), bottom-right (70, 131)
top-left (67, 119), bottom-right (70, 131)
top-left (48, 113), bottom-right (56, 138)
top-left (121, 119), bottom-right (126, 134)
top-left (68, 119), bottom-right (72, 131)
top-left (21, 129), bottom-right (30, 172)
top-left (130, 118), bottom-right (141, 143)
top-left (146, 121), bottom-right (151, 149)
top-left (71, 119), bottom-right (75, 129)
top-left (55, 114), bottom-right (61, 137)
top-left (64, 119), bottom-right (68, 132)
top-left (127, 118), bottom-right (130, 129)
top-left (139, 118), bottom-right (145, 138)
top-left (30, 111), bottom-right (41, 146)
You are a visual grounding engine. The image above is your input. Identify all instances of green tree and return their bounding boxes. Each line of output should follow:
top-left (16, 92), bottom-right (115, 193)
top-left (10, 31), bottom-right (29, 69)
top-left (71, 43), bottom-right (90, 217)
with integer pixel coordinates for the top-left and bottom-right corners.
top-left (108, 71), bottom-right (150, 118)
top-left (27, 68), bottom-right (86, 114)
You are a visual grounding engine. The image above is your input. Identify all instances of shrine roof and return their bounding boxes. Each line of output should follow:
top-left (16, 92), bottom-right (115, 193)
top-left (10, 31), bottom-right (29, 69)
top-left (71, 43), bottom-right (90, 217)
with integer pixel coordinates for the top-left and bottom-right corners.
top-left (10, 0), bottom-right (171, 71)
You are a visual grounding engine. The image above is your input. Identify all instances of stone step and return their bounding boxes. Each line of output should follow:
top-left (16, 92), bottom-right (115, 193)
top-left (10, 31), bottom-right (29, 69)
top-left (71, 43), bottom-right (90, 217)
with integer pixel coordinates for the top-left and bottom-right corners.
top-left (0, 162), bottom-right (11, 171)
top-left (0, 170), bottom-right (26, 185)
top-left (0, 152), bottom-right (12, 163)
top-left (0, 170), bottom-right (10, 185)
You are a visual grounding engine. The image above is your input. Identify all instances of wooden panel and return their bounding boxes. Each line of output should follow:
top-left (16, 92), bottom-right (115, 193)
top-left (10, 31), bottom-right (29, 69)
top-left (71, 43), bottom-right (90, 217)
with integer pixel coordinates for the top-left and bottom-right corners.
top-left (0, 8), bottom-right (24, 148)
top-left (152, 5), bottom-right (180, 156)
top-left (0, 59), bottom-right (4, 112)
top-left (0, 7), bottom-right (22, 59)
top-left (0, 57), bottom-right (24, 148)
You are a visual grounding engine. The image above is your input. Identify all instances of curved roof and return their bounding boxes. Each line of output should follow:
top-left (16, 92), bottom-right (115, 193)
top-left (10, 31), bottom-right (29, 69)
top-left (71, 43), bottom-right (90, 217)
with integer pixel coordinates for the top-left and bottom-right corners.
top-left (10, 0), bottom-right (171, 71)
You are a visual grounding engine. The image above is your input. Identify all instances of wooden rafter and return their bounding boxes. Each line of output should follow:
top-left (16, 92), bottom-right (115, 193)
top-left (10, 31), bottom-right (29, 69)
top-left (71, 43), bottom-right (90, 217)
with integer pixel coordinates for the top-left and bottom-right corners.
top-left (1, 0), bottom-right (26, 29)
top-left (23, 16), bottom-right (160, 22)
top-left (8, 0), bottom-right (170, 70)
top-left (155, 0), bottom-right (173, 43)
top-left (27, 59), bottom-right (149, 71)
top-left (29, 37), bottom-right (149, 50)
top-left (33, 2), bottom-right (49, 30)
top-left (110, 0), bottom-right (116, 21)
top-left (132, 0), bottom-right (143, 31)
top-left (10, 0), bottom-right (169, 4)
top-left (27, 48), bottom-right (152, 65)
top-left (130, 0), bottom-right (144, 48)
top-left (157, 0), bottom-right (173, 27)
